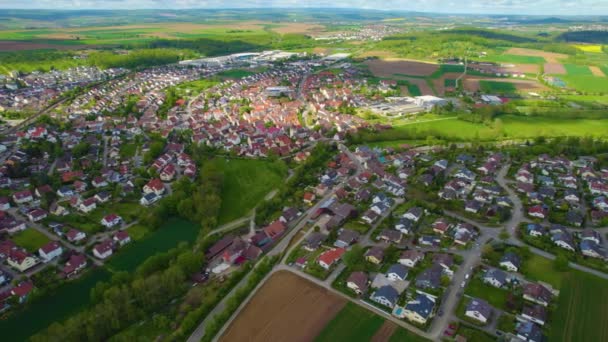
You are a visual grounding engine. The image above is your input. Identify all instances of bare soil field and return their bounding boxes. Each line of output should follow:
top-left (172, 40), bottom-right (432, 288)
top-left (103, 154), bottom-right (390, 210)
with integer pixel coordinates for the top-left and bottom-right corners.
top-left (219, 271), bottom-right (347, 342)
top-left (464, 77), bottom-right (548, 92)
top-left (433, 72), bottom-right (463, 95)
top-left (512, 63), bottom-right (540, 74)
top-left (365, 59), bottom-right (438, 77)
top-left (589, 66), bottom-right (606, 77)
top-left (0, 41), bottom-right (88, 51)
top-left (544, 63), bottom-right (567, 75)
top-left (506, 48), bottom-right (567, 63)
top-left (398, 77), bottom-right (434, 95)
top-left (371, 321), bottom-right (398, 342)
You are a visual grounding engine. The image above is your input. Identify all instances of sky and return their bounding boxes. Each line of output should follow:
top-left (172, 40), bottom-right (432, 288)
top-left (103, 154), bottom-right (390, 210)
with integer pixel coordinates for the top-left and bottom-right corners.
top-left (1, 0), bottom-right (608, 15)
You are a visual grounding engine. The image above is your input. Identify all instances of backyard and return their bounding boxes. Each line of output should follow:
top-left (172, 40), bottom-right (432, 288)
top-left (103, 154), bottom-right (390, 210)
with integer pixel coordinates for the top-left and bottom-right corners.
top-left (12, 228), bottom-right (50, 253)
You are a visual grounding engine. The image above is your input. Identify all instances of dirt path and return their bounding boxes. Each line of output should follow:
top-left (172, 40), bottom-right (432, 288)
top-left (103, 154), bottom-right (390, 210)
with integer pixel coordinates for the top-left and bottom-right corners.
top-left (590, 66), bottom-right (606, 77)
top-left (371, 321), bottom-right (398, 342)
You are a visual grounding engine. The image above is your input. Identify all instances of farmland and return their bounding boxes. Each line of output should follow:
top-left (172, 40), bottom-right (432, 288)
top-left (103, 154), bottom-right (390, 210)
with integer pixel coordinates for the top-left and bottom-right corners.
top-left (315, 302), bottom-right (385, 342)
top-left (479, 80), bottom-right (518, 93)
top-left (211, 157), bottom-right (288, 224)
top-left (219, 271), bottom-right (347, 342)
top-left (550, 271), bottom-right (608, 342)
top-left (352, 115), bottom-right (608, 146)
top-left (564, 64), bottom-right (593, 76)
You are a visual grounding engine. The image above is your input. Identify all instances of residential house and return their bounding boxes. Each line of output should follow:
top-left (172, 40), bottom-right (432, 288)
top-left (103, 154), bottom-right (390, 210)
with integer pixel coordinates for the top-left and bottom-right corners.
top-left (101, 214), bottom-right (122, 228)
top-left (143, 178), bottom-right (165, 196)
top-left (415, 264), bottom-right (442, 289)
top-left (395, 217), bottom-right (415, 234)
top-left (386, 264), bottom-right (409, 282)
top-left (79, 197), bottom-right (97, 213)
top-left (516, 321), bottom-right (543, 342)
top-left (7, 249), bottom-right (38, 272)
top-left (93, 240), bottom-right (114, 259)
top-left (465, 298), bottom-right (492, 324)
top-left (62, 253), bottom-right (87, 278)
top-left (580, 240), bottom-right (607, 259)
top-left (334, 229), bottom-right (359, 248)
top-left (27, 208), bottom-right (47, 222)
top-left (38, 241), bottom-right (62, 262)
top-left (11, 281), bottom-right (33, 303)
top-left (500, 252), bottom-right (521, 272)
top-left (347, 271), bottom-right (369, 295)
top-left (523, 283), bottom-right (553, 307)
top-left (140, 192), bottom-right (160, 206)
top-left (94, 191), bottom-right (111, 203)
top-left (302, 233), bottom-right (327, 252)
top-left (403, 207), bottom-right (423, 222)
top-left (113, 231), bottom-right (131, 246)
top-left (551, 231), bottom-right (576, 252)
top-left (318, 248), bottom-right (345, 270)
top-left (370, 285), bottom-right (399, 308)
top-left (522, 305), bottom-right (547, 326)
top-left (402, 294), bottom-right (435, 324)
top-left (263, 220), bottom-right (286, 240)
top-left (399, 250), bottom-right (424, 268)
top-left (483, 268), bottom-right (508, 288)
top-left (66, 229), bottom-right (86, 243)
top-left (365, 246), bottom-right (385, 265)
top-left (12, 190), bottom-right (33, 204)
top-left (378, 229), bottom-right (402, 244)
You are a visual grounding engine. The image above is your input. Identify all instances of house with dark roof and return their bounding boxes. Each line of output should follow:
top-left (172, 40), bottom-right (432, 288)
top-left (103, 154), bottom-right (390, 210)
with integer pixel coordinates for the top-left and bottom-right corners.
top-left (386, 264), bottom-right (409, 282)
top-left (365, 246), bottom-right (385, 265)
top-left (347, 271), bottom-right (369, 295)
top-left (415, 264), bottom-right (442, 289)
top-left (483, 268), bottom-right (508, 288)
top-left (500, 252), bottom-right (521, 272)
top-left (302, 232), bottom-right (327, 252)
top-left (516, 321), bottom-right (543, 342)
top-left (402, 293), bottom-right (435, 324)
top-left (399, 250), bottom-right (425, 268)
top-left (370, 285), bottom-right (399, 308)
top-left (334, 229), bottom-right (359, 248)
top-left (521, 304), bottom-right (547, 326)
top-left (465, 298), bottom-right (492, 324)
top-left (523, 283), bottom-right (553, 307)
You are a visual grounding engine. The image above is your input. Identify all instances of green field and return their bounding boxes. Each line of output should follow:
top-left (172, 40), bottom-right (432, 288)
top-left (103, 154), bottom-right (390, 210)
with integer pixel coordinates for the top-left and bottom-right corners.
top-left (485, 54), bottom-right (546, 64)
top-left (479, 80), bottom-right (518, 93)
top-left (107, 218), bottom-right (199, 272)
top-left (12, 228), bottom-right (51, 253)
top-left (564, 64), bottom-right (593, 76)
top-left (216, 69), bottom-right (257, 79)
top-left (550, 271), bottom-right (608, 342)
top-left (314, 302), bottom-right (385, 342)
top-left (0, 269), bottom-right (112, 341)
top-left (354, 115), bottom-right (608, 144)
top-left (388, 327), bottom-right (430, 342)
top-left (212, 157), bottom-right (288, 224)
top-left (560, 74), bottom-right (608, 93)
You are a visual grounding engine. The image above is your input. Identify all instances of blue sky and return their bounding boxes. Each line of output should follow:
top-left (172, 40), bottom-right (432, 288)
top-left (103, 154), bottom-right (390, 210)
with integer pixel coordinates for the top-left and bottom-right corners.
top-left (1, 0), bottom-right (607, 15)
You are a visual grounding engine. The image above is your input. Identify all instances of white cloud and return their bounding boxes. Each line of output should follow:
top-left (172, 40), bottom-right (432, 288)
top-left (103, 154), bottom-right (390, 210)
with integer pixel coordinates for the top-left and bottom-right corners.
top-left (0, 0), bottom-right (607, 15)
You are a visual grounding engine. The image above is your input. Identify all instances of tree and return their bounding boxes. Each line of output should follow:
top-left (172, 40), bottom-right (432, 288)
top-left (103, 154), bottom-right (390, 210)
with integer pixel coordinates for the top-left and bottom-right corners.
top-left (499, 228), bottom-right (510, 241)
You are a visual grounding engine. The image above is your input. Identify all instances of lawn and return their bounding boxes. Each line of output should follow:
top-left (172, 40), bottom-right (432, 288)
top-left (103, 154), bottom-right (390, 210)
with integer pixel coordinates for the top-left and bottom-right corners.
top-left (521, 253), bottom-right (565, 289)
top-left (212, 157), bottom-right (288, 225)
top-left (564, 64), bottom-right (593, 76)
top-left (550, 271), bottom-right (608, 342)
top-left (126, 224), bottom-right (150, 241)
top-left (12, 228), bottom-right (51, 253)
top-left (314, 302), bottom-right (385, 342)
top-left (107, 218), bottom-right (199, 272)
top-left (464, 277), bottom-right (508, 309)
top-left (0, 269), bottom-right (112, 341)
top-left (456, 325), bottom-right (495, 342)
top-left (479, 80), bottom-right (517, 93)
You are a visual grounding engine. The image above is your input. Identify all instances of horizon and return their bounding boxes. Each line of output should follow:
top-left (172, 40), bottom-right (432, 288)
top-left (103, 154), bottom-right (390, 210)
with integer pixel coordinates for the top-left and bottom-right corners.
top-left (1, 1), bottom-right (608, 16)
